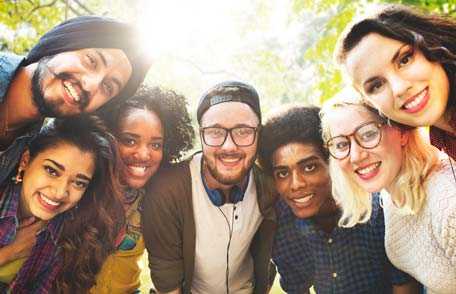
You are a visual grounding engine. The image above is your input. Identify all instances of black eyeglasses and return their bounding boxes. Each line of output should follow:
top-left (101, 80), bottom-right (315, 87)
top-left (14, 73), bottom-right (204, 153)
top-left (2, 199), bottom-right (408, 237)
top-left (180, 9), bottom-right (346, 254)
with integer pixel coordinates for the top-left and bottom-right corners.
top-left (325, 121), bottom-right (385, 160)
top-left (200, 126), bottom-right (258, 147)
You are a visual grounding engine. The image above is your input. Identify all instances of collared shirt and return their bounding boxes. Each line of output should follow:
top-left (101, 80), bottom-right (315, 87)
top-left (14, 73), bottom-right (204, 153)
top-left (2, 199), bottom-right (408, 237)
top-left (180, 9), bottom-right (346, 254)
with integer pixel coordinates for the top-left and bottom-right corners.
top-left (430, 112), bottom-right (456, 160)
top-left (0, 52), bottom-right (42, 186)
top-left (0, 183), bottom-right (64, 293)
top-left (273, 196), bottom-right (411, 294)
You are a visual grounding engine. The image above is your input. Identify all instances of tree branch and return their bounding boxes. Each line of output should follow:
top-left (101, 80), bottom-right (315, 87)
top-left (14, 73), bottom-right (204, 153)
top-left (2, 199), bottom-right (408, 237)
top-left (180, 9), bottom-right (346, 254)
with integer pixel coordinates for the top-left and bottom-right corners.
top-left (26, 0), bottom-right (59, 20)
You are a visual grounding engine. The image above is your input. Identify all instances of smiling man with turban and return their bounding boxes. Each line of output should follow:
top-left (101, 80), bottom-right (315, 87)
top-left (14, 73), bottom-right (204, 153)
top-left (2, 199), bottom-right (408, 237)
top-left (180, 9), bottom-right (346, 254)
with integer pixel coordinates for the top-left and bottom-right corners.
top-left (0, 15), bottom-right (151, 185)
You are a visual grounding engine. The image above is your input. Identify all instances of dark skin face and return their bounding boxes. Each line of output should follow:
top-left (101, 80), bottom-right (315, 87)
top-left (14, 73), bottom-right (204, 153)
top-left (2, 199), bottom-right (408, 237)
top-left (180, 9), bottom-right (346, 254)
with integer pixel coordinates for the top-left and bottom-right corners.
top-left (272, 142), bottom-right (338, 232)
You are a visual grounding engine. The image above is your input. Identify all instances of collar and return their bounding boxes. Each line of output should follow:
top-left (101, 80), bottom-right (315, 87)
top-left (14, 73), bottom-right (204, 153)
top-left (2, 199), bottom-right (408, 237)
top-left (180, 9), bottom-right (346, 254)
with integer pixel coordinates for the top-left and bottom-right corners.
top-left (0, 182), bottom-right (63, 245)
top-left (0, 53), bottom-right (24, 103)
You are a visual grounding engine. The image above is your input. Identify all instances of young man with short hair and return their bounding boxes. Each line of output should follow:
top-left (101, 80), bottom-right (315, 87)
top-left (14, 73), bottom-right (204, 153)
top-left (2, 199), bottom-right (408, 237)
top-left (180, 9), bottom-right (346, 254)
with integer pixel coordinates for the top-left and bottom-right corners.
top-left (142, 81), bottom-right (276, 294)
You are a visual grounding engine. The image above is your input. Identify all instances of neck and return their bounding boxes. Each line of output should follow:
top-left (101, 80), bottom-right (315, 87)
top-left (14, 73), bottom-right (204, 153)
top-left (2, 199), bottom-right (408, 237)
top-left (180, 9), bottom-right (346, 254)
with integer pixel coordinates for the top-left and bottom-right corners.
top-left (312, 197), bottom-right (339, 233)
top-left (3, 64), bottom-right (41, 130)
top-left (202, 161), bottom-right (245, 203)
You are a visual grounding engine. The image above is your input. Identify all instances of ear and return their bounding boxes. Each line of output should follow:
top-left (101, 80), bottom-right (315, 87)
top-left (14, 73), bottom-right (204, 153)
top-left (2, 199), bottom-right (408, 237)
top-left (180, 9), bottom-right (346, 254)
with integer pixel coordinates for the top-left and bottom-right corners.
top-left (400, 130), bottom-right (409, 147)
top-left (19, 149), bottom-right (31, 170)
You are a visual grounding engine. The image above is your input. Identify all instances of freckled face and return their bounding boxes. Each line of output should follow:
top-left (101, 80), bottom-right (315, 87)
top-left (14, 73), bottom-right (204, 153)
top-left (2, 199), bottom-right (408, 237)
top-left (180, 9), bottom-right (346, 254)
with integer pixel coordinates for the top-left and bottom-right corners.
top-left (272, 142), bottom-right (332, 219)
top-left (325, 105), bottom-right (405, 193)
top-left (20, 143), bottom-right (95, 221)
top-left (117, 108), bottom-right (164, 189)
top-left (345, 33), bottom-right (449, 127)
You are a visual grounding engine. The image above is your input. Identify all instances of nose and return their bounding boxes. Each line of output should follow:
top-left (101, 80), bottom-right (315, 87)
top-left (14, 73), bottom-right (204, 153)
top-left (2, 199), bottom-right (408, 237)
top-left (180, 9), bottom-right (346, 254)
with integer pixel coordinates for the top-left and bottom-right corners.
top-left (134, 144), bottom-right (151, 161)
top-left (349, 138), bottom-right (368, 164)
top-left (389, 73), bottom-right (412, 100)
top-left (81, 72), bottom-right (104, 95)
top-left (290, 170), bottom-right (306, 192)
top-left (220, 132), bottom-right (237, 151)
top-left (52, 179), bottom-right (70, 199)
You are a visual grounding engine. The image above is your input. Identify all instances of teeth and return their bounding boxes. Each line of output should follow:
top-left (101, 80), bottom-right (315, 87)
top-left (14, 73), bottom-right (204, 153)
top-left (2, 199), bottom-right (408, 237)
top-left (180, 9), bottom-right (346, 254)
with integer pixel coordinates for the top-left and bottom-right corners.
top-left (404, 90), bottom-right (426, 109)
top-left (357, 162), bottom-right (380, 175)
top-left (220, 157), bottom-right (240, 163)
top-left (293, 193), bottom-right (314, 204)
top-left (128, 165), bottom-right (147, 176)
top-left (39, 193), bottom-right (60, 207)
top-left (63, 81), bottom-right (81, 102)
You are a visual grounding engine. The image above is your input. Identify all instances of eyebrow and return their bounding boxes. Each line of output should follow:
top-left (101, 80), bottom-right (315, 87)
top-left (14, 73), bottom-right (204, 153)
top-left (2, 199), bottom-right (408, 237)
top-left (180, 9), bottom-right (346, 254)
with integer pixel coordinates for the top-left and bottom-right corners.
top-left (121, 132), bottom-right (164, 141)
top-left (45, 159), bottom-right (92, 181)
top-left (203, 123), bottom-right (257, 128)
top-left (362, 43), bottom-right (409, 87)
top-left (95, 49), bottom-right (108, 67)
top-left (272, 155), bottom-right (320, 170)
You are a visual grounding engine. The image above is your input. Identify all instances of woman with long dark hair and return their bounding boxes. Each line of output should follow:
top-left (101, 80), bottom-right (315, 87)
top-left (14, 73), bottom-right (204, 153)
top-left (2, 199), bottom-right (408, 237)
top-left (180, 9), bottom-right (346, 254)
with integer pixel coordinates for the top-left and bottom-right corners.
top-left (335, 4), bottom-right (456, 159)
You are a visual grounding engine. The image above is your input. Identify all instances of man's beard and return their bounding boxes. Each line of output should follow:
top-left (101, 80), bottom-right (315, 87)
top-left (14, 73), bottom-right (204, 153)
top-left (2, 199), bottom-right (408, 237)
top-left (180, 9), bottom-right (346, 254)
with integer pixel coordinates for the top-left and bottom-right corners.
top-left (203, 152), bottom-right (255, 186)
top-left (31, 57), bottom-right (89, 117)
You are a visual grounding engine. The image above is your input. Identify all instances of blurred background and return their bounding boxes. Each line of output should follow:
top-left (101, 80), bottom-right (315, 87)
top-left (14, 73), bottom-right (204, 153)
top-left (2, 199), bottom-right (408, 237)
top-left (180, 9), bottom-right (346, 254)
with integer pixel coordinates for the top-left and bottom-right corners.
top-left (1, 0), bottom-right (453, 292)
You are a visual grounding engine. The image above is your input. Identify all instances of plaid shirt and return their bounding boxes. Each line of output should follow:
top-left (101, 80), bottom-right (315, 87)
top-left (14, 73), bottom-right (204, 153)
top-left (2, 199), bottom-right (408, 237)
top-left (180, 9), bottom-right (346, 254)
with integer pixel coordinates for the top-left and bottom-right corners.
top-left (273, 196), bottom-right (412, 294)
top-left (0, 183), bottom-right (64, 293)
top-left (430, 112), bottom-right (456, 160)
top-left (0, 52), bottom-right (42, 186)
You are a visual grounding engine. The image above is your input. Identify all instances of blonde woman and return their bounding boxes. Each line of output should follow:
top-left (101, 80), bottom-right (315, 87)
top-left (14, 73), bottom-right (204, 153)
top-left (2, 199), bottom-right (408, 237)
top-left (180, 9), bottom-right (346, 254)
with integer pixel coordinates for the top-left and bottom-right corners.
top-left (320, 96), bottom-right (456, 293)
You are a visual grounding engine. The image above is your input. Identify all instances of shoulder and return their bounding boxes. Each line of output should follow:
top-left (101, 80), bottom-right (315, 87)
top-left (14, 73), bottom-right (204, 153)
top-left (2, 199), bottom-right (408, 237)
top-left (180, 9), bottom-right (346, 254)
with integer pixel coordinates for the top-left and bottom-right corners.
top-left (144, 160), bottom-right (192, 205)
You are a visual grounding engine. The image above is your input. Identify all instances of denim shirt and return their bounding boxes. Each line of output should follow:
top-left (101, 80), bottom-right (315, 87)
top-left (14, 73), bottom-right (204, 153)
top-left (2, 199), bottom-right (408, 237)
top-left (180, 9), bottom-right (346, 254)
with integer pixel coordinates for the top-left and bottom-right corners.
top-left (0, 52), bottom-right (42, 185)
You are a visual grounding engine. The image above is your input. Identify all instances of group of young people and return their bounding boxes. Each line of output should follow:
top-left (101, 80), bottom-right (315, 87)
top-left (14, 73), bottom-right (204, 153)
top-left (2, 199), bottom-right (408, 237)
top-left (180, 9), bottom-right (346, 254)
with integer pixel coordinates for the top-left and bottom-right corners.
top-left (0, 3), bottom-right (455, 294)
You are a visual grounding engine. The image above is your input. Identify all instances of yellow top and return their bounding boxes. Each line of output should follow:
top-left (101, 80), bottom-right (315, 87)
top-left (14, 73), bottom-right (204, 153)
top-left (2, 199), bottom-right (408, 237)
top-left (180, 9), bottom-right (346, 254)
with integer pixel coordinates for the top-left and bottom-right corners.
top-left (90, 190), bottom-right (145, 294)
top-left (0, 257), bottom-right (27, 284)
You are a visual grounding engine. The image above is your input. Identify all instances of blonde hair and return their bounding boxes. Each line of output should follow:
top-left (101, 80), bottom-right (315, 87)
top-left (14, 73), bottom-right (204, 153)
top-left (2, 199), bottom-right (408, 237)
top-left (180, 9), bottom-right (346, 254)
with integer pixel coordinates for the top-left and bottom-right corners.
top-left (320, 95), bottom-right (439, 227)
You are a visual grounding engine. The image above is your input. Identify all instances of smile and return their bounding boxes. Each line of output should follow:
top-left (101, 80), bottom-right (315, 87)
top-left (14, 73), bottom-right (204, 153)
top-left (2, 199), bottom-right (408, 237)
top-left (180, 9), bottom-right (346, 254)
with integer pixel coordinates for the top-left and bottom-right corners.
top-left (63, 80), bottom-right (82, 103)
top-left (218, 155), bottom-right (242, 166)
top-left (401, 88), bottom-right (429, 113)
top-left (126, 165), bottom-right (150, 177)
top-left (355, 162), bottom-right (381, 180)
top-left (291, 193), bottom-right (314, 206)
top-left (37, 192), bottom-right (61, 210)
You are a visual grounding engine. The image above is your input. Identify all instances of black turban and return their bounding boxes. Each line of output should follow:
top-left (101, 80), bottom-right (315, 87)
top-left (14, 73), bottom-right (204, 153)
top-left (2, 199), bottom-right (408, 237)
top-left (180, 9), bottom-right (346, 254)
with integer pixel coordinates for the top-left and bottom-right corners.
top-left (22, 15), bottom-right (151, 106)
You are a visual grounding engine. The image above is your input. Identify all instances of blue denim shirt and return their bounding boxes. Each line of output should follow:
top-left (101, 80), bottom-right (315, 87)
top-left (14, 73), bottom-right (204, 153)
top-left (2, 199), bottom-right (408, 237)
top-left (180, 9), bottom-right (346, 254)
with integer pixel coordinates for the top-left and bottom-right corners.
top-left (0, 52), bottom-right (42, 185)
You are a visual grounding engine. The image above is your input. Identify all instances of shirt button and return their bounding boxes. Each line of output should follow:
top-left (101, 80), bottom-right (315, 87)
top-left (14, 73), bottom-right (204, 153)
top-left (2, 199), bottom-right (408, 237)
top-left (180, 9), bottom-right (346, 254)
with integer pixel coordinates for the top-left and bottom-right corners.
top-left (332, 272), bottom-right (337, 278)
top-left (328, 238), bottom-right (333, 244)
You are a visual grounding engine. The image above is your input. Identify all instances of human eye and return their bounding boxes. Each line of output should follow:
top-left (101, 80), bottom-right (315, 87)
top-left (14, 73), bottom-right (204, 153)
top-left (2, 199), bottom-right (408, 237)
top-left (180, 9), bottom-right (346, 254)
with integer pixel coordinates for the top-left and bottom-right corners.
top-left (72, 179), bottom-right (89, 190)
top-left (333, 139), bottom-right (349, 151)
top-left (103, 81), bottom-right (114, 97)
top-left (301, 163), bottom-right (316, 173)
top-left (359, 129), bottom-right (379, 142)
top-left (85, 53), bottom-right (97, 69)
top-left (206, 128), bottom-right (224, 138)
top-left (274, 169), bottom-right (289, 179)
top-left (120, 136), bottom-right (136, 147)
top-left (44, 165), bottom-right (59, 177)
top-left (150, 141), bottom-right (163, 150)
top-left (366, 79), bottom-right (385, 94)
top-left (398, 49), bottom-right (414, 68)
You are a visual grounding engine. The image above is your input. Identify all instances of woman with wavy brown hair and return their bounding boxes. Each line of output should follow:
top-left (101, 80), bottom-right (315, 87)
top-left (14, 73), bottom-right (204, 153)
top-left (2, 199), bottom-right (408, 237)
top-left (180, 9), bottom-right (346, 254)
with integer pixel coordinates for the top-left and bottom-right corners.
top-left (335, 4), bottom-right (456, 159)
top-left (0, 115), bottom-right (124, 293)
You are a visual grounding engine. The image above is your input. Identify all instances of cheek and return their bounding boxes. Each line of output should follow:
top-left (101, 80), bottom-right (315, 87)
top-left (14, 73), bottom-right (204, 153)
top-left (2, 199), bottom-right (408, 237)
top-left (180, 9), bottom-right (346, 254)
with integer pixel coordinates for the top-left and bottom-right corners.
top-left (274, 179), bottom-right (289, 196)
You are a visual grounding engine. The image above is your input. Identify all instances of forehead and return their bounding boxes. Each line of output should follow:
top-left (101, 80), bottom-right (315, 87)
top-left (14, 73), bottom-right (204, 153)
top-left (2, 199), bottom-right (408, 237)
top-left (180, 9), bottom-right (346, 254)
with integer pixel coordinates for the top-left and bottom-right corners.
top-left (345, 33), bottom-right (406, 85)
top-left (119, 108), bottom-right (163, 137)
top-left (32, 142), bottom-right (95, 173)
top-left (200, 102), bottom-right (259, 127)
top-left (326, 105), bottom-right (378, 136)
top-left (272, 142), bottom-right (324, 167)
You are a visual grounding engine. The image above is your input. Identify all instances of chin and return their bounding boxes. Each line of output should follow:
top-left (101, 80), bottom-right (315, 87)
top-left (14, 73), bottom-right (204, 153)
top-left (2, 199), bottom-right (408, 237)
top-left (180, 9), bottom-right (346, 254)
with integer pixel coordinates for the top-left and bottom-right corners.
top-left (126, 179), bottom-right (147, 189)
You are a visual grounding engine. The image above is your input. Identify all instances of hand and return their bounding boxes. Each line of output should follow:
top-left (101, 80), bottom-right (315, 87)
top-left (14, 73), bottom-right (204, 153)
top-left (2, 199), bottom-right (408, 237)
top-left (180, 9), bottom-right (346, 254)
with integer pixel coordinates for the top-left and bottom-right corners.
top-left (0, 217), bottom-right (45, 265)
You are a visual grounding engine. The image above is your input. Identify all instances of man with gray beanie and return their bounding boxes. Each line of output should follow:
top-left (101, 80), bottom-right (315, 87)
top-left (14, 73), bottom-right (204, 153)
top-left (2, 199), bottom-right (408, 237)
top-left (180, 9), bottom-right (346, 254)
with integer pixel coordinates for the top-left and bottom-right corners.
top-left (142, 81), bottom-right (277, 294)
top-left (0, 15), bottom-right (151, 185)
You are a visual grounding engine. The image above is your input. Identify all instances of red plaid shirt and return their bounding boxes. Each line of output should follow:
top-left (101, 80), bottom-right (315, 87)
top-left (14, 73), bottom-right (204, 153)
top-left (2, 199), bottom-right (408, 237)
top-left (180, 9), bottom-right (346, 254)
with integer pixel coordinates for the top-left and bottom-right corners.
top-left (430, 112), bottom-right (456, 160)
top-left (0, 183), bottom-right (64, 293)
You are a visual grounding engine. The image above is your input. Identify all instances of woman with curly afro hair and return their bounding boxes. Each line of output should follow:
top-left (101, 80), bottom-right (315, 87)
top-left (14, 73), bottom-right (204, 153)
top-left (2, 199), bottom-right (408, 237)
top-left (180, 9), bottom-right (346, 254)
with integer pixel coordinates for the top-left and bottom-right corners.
top-left (91, 85), bottom-right (195, 293)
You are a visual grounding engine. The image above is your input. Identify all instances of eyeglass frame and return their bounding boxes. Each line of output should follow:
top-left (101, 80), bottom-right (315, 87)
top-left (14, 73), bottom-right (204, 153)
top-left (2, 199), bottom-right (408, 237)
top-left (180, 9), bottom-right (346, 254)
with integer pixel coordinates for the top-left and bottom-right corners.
top-left (325, 121), bottom-right (385, 160)
top-left (199, 126), bottom-right (259, 147)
